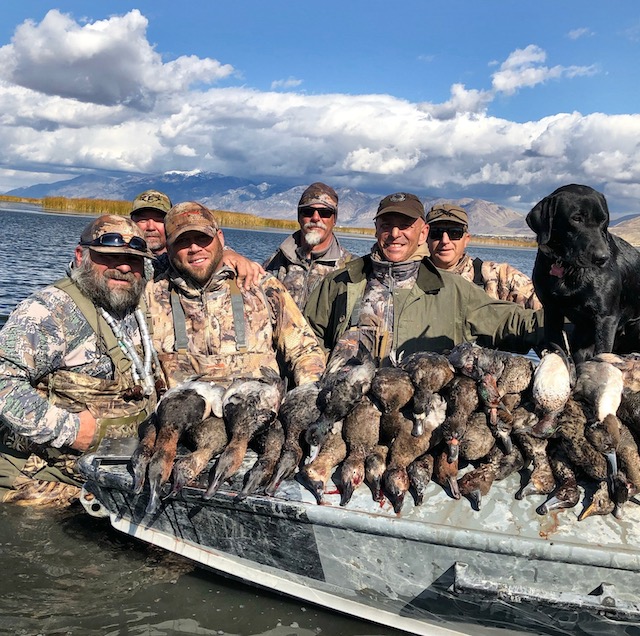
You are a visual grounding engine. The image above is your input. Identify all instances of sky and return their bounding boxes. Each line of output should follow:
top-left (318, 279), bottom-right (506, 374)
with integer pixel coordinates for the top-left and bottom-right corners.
top-left (0, 1), bottom-right (639, 214)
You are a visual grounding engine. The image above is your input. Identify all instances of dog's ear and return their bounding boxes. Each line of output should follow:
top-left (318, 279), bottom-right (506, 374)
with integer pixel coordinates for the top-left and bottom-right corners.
top-left (526, 196), bottom-right (554, 245)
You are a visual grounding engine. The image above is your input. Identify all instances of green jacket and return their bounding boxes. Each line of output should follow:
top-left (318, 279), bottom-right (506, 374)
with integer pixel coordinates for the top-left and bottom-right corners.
top-left (304, 255), bottom-right (544, 357)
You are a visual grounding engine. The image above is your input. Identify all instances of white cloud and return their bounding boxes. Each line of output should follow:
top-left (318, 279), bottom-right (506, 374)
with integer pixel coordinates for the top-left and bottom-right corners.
top-left (491, 45), bottom-right (597, 95)
top-left (567, 27), bottom-right (594, 40)
top-left (271, 77), bottom-right (303, 90)
top-left (0, 11), bottom-right (636, 214)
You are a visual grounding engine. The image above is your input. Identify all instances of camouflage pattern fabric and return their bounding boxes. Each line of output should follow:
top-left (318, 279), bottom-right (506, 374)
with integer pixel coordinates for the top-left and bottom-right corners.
top-left (263, 232), bottom-right (353, 310)
top-left (146, 267), bottom-right (326, 388)
top-left (0, 284), bottom-right (154, 489)
top-left (447, 253), bottom-right (541, 310)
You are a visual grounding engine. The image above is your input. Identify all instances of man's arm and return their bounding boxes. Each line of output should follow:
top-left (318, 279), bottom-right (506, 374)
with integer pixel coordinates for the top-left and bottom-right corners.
top-left (0, 293), bottom-right (96, 448)
top-left (221, 247), bottom-right (265, 290)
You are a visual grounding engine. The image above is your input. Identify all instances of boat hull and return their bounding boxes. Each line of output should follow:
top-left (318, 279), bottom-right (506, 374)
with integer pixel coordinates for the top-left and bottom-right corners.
top-left (78, 438), bottom-right (640, 636)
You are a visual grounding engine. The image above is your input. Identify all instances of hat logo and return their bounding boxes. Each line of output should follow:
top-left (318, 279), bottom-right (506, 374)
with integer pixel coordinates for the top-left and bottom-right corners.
top-left (389, 193), bottom-right (406, 202)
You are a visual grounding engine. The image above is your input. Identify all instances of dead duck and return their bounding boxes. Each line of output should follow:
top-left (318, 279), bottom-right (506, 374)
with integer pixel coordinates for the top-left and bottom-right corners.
top-left (458, 444), bottom-right (525, 510)
top-left (537, 444), bottom-right (580, 514)
top-left (594, 352), bottom-right (640, 391)
top-left (610, 421), bottom-right (640, 516)
top-left (306, 341), bottom-right (376, 455)
top-left (433, 445), bottom-right (461, 500)
top-left (497, 354), bottom-right (535, 402)
top-left (617, 388), bottom-right (640, 438)
top-left (369, 366), bottom-right (414, 414)
top-left (440, 375), bottom-right (480, 464)
top-left (399, 351), bottom-right (454, 436)
top-left (511, 406), bottom-right (555, 499)
top-left (142, 380), bottom-right (226, 514)
top-left (364, 444), bottom-right (389, 502)
top-left (236, 419), bottom-right (285, 502)
top-left (573, 359), bottom-right (624, 426)
top-left (338, 395), bottom-right (382, 506)
top-left (204, 368), bottom-right (285, 499)
top-left (555, 398), bottom-right (608, 483)
top-left (297, 427), bottom-right (347, 504)
top-left (530, 345), bottom-right (575, 438)
top-left (382, 408), bottom-right (441, 513)
top-left (584, 413), bottom-right (621, 477)
top-left (168, 414), bottom-right (228, 497)
top-left (578, 479), bottom-right (615, 521)
top-left (264, 382), bottom-right (321, 496)
top-left (407, 452), bottom-right (435, 506)
top-left (458, 411), bottom-right (496, 463)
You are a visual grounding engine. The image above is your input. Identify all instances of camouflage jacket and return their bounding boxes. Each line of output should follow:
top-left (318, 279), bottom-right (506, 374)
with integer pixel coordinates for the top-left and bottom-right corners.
top-left (146, 266), bottom-right (326, 388)
top-left (0, 282), bottom-right (153, 452)
top-left (445, 253), bottom-right (541, 310)
top-left (263, 232), bottom-right (353, 310)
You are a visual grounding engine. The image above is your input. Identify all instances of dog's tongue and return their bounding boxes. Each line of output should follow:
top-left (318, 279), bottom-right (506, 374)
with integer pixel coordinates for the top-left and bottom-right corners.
top-left (550, 263), bottom-right (565, 277)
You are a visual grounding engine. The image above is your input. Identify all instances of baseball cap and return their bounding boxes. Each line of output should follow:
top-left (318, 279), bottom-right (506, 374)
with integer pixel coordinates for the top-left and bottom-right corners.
top-left (79, 215), bottom-right (152, 257)
top-left (425, 204), bottom-right (468, 226)
top-left (375, 192), bottom-right (425, 220)
top-left (131, 190), bottom-right (173, 219)
top-left (298, 182), bottom-right (338, 213)
top-left (164, 201), bottom-right (219, 246)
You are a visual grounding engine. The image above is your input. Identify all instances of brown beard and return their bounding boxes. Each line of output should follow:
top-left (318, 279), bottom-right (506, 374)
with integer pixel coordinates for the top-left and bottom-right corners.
top-left (71, 251), bottom-right (145, 314)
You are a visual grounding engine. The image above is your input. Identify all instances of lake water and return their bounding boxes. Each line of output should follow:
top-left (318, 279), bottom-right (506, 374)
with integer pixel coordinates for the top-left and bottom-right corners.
top-left (0, 204), bottom-right (542, 636)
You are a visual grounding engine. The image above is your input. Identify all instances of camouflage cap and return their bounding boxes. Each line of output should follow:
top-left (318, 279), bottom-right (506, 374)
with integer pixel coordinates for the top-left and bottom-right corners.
top-left (375, 192), bottom-right (425, 220)
top-left (79, 214), bottom-right (152, 257)
top-left (298, 182), bottom-right (338, 213)
top-left (131, 189), bottom-right (173, 218)
top-left (425, 203), bottom-right (468, 226)
top-left (165, 201), bottom-right (219, 246)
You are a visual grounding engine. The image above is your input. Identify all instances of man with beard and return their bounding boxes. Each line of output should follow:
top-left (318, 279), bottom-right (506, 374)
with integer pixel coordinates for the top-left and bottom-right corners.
top-left (263, 182), bottom-right (353, 309)
top-left (0, 215), bottom-right (160, 505)
top-left (147, 201), bottom-right (326, 388)
top-left (131, 188), bottom-right (266, 285)
top-left (304, 192), bottom-right (544, 367)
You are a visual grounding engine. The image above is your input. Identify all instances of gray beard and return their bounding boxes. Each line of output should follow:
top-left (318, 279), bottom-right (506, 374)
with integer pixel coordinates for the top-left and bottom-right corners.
top-left (303, 228), bottom-right (325, 248)
top-left (71, 252), bottom-right (144, 315)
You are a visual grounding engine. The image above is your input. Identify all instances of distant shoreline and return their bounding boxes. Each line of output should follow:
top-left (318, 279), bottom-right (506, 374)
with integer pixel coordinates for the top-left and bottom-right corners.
top-left (0, 194), bottom-right (538, 249)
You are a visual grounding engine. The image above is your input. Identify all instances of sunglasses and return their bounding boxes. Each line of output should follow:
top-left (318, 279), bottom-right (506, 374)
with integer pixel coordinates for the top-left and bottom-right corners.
top-left (81, 232), bottom-right (148, 253)
top-left (299, 206), bottom-right (335, 219)
top-left (428, 226), bottom-right (466, 241)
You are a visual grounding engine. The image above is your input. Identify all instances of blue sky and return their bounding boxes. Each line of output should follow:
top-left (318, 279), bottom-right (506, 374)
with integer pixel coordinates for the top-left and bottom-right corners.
top-left (0, 1), bottom-right (639, 214)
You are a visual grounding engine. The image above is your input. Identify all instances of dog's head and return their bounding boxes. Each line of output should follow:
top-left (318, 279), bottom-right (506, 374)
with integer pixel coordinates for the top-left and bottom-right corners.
top-left (526, 184), bottom-right (611, 267)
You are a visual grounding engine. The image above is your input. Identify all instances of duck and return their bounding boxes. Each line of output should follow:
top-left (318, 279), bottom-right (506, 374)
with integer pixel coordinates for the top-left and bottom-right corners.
top-left (573, 359), bottom-right (624, 426)
top-left (536, 444), bottom-right (580, 514)
top-left (369, 366), bottom-right (414, 414)
top-left (510, 406), bottom-right (555, 499)
top-left (478, 374), bottom-right (513, 453)
top-left (497, 354), bottom-right (535, 403)
top-left (530, 345), bottom-right (575, 438)
top-left (305, 341), bottom-right (376, 455)
top-left (399, 351), bottom-right (454, 436)
top-left (142, 380), bottom-right (226, 514)
top-left (458, 411), bottom-right (496, 463)
top-left (616, 388), bottom-right (640, 438)
top-left (578, 479), bottom-right (615, 521)
top-left (264, 382), bottom-right (321, 496)
top-left (130, 415), bottom-right (158, 495)
top-left (433, 445), bottom-right (461, 500)
top-left (457, 444), bottom-right (525, 510)
top-left (555, 398), bottom-right (608, 483)
top-left (168, 414), bottom-right (228, 497)
top-left (382, 408), bottom-right (441, 513)
top-left (364, 444), bottom-right (389, 502)
top-left (610, 421), bottom-right (640, 516)
top-left (407, 452), bottom-right (435, 506)
top-left (338, 395), bottom-right (382, 506)
top-left (439, 375), bottom-right (480, 464)
top-left (297, 427), bottom-right (347, 504)
top-left (594, 352), bottom-right (640, 391)
top-left (204, 368), bottom-right (285, 499)
top-left (584, 413), bottom-right (621, 477)
top-left (235, 419), bottom-right (285, 502)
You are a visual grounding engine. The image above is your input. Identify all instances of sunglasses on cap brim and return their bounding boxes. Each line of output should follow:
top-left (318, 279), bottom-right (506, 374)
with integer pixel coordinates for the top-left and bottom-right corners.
top-left (81, 232), bottom-right (149, 253)
top-left (428, 226), bottom-right (467, 241)
top-left (299, 206), bottom-right (335, 219)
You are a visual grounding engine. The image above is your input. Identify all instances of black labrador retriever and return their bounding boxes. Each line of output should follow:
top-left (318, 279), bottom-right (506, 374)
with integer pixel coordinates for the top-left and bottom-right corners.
top-left (526, 183), bottom-right (640, 363)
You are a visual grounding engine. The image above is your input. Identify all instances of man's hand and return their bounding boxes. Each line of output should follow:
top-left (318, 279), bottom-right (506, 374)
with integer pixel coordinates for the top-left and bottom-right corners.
top-left (222, 249), bottom-right (265, 290)
top-left (71, 410), bottom-right (98, 451)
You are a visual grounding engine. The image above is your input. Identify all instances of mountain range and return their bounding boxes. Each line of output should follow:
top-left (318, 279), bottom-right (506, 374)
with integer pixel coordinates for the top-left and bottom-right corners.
top-left (8, 170), bottom-right (640, 242)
